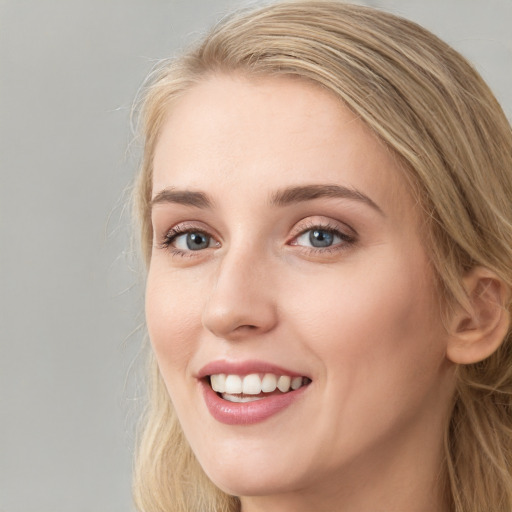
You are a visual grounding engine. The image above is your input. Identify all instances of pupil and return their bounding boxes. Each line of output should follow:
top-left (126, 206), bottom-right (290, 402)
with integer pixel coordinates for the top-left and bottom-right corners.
top-left (187, 232), bottom-right (209, 250)
top-left (310, 229), bottom-right (333, 247)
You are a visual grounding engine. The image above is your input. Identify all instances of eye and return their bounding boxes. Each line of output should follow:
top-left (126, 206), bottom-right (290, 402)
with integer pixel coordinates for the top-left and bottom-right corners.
top-left (173, 231), bottom-right (214, 251)
top-left (296, 228), bottom-right (340, 248)
top-left (160, 225), bottom-right (220, 256)
top-left (291, 223), bottom-right (356, 252)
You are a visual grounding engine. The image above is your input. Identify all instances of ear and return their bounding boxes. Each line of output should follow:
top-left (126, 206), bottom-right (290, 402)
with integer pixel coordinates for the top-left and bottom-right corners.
top-left (446, 267), bottom-right (510, 365)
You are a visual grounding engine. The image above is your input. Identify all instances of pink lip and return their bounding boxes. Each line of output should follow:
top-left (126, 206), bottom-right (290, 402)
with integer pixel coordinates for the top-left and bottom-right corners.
top-left (197, 359), bottom-right (307, 379)
top-left (201, 380), bottom-right (309, 425)
top-left (197, 359), bottom-right (310, 425)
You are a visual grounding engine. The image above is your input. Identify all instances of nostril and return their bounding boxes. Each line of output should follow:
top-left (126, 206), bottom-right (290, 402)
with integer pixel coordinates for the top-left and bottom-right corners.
top-left (201, 271), bottom-right (279, 339)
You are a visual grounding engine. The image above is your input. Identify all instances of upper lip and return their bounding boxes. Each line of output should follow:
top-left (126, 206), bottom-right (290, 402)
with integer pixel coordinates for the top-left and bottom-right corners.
top-left (197, 359), bottom-right (309, 379)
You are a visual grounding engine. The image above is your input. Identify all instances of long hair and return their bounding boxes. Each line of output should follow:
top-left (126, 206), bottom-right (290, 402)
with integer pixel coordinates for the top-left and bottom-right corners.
top-left (132, 2), bottom-right (512, 511)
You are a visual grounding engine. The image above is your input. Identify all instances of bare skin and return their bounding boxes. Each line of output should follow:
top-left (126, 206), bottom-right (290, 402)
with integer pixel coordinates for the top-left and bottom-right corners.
top-left (147, 74), bottom-right (455, 512)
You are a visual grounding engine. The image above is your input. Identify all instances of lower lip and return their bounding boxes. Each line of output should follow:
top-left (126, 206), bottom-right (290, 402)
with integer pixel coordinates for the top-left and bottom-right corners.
top-left (201, 381), bottom-right (309, 425)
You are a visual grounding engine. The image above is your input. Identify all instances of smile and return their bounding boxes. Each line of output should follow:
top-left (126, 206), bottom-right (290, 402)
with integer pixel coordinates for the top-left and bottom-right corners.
top-left (209, 373), bottom-right (311, 403)
top-left (198, 362), bottom-right (312, 425)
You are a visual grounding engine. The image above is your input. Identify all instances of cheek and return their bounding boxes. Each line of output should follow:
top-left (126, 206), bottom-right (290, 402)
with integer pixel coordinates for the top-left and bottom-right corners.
top-left (286, 253), bottom-right (444, 385)
top-left (281, 255), bottom-right (450, 459)
top-left (145, 265), bottom-right (204, 377)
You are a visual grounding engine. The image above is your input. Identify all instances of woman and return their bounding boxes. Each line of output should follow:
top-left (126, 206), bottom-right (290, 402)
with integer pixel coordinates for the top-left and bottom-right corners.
top-left (131, 2), bottom-right (512, 511)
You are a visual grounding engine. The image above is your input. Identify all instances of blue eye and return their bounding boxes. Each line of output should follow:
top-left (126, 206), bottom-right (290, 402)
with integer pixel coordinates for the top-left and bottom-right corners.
top-left (309, 229), bottom-right (335, 247)
top-left (294, 228), bottom-right (346, 249)
top-left (173, 231), bottom-right (213, 251)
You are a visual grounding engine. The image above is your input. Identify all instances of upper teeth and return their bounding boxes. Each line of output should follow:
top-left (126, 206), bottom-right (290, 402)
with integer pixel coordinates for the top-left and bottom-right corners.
top-left (210, 373), bottom-right (305, 395)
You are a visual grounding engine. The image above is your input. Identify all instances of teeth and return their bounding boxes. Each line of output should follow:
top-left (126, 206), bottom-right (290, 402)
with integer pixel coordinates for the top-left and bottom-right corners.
top-left (261, 373), bottom-right (277, 393)
top-left (225, 375), bottom-right (243, 394)
top-left (209, 373), bottom-right (308, 396)
top-left (222, 393), bottom-right (265, 403)
top-left (277, 375), bottom-right (291, 392)
top-left (210, 373), bottom-right (226, 392)
top-left (291, 376), bottom-right (303, 390)
top-left (243, 374), bottom-right (262, 395)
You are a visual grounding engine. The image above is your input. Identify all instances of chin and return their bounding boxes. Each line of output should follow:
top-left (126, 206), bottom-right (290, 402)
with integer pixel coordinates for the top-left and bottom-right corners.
top-left (209, 475), bottom-right (293, 499)
top-left (200, 456), bottom-right (304, 498)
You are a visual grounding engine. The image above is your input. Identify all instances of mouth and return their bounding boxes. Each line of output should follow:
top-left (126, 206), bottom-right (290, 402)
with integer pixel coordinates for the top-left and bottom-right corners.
top-left (198, 360), bottom-right (312, 424)
top-left (207, 373), bottom-right (312, 403)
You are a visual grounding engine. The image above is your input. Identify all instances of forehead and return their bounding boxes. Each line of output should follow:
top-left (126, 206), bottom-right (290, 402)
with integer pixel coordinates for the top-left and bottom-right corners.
top-left (152, 74), bottom-right (413, 217)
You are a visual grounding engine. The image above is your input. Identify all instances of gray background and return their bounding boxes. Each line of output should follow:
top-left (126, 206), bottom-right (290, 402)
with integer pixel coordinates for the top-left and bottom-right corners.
top-left (1, 1), bottom-right (510, 511)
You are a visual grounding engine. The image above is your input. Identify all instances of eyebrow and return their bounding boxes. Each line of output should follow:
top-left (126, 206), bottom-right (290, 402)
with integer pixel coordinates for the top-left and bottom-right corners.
top-left (150, 187), bottom-right (212, 209)
top-left (150, 183), bottom-right (383, 215)
top-left (270, 184), bottom-right (383, 215)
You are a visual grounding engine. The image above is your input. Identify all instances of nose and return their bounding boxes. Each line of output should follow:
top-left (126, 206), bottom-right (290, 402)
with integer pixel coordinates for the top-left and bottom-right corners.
top-left (202, 248), bottom-right (278, 340)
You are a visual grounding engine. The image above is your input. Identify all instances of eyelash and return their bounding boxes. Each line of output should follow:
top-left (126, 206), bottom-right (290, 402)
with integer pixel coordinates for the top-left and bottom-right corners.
top-left (289, 220), bottom-right (356, 255)
top-left (158, 224), bottom-right (215, 258)
top-left (158, 221), bottom-right (357, 258)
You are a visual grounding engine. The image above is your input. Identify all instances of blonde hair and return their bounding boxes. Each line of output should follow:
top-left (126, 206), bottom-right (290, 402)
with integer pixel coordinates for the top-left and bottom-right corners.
top-left (132, 2), bottom-right (512, 511)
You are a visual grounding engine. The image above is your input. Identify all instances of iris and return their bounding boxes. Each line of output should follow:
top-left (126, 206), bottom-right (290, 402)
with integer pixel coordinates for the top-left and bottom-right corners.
top-left (310, 229), bottom-right (334, 247)
top-left (187, 232), bottom-right (210, 250)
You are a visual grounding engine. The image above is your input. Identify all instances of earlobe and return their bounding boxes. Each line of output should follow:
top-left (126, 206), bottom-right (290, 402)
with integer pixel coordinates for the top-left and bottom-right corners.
top-left (446, 267), bottom-right (510, 365)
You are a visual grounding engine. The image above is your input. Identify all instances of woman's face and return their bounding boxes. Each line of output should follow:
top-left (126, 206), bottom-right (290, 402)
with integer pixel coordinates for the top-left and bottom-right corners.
top-left (147, 75), bottom-right (455, 503)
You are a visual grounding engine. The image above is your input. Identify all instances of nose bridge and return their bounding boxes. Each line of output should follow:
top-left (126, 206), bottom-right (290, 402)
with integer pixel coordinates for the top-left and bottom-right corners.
top-left (202, 239), bottom-right (277, 339)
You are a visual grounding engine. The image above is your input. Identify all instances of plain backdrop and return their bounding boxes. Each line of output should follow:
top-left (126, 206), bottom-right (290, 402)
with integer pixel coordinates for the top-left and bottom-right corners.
top-left (1, 1), bottom-right (510, 511)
